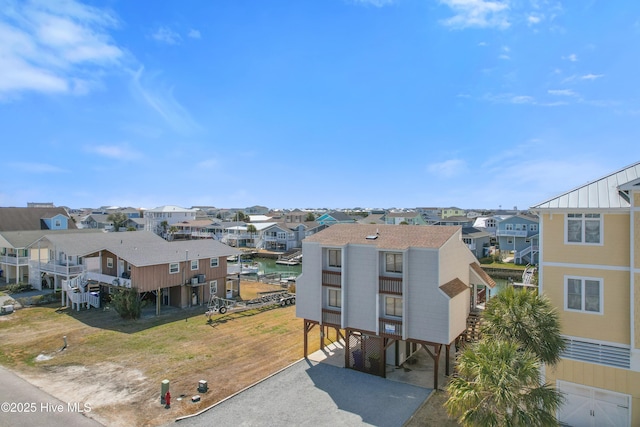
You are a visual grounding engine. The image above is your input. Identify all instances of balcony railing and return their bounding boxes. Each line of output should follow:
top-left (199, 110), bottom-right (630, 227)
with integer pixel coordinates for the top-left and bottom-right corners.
top-left (30, 261), bottom-right (84, 276)
top-left (86, 272), bottom-right (132, 288)
top-left (379, 317), bottom-right (402, 338)
top-left (496, 230), bottom-right (529, 237)
top-left (322, 308), bottom-right (342, 326)
top-left (322, 270), bottom-right (341, 287)
top-left (379, 276), bottom-right (402, 295)
top-left (0, 254), bottom-right (29, 265)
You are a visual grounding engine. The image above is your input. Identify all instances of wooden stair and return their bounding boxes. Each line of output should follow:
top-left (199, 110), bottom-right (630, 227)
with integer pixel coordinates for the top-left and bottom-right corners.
top-left (464, 310), bottom-right (483, 343)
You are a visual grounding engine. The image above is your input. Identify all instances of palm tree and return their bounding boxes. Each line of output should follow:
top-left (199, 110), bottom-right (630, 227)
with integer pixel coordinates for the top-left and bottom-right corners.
top-left (481, 286), bottom-right (565, 365)
top-left (445, 339), bottom-right (564, 427)
top-left (246, 224), bottom-right (257, 248)
top-left (168, 225), bottom-right (178, 241)
top-left (107, 212), bottom-right (128, 232)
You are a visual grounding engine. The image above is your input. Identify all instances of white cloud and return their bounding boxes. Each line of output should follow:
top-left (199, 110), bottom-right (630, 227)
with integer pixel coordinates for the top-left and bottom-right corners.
top-left (9, 162), bottom-right (69, 173)
top-left (511, 95), bottom-right (534, 104)
top-left (130, 66), bottom-right (201, 134)
top-left (188, 29), bottom-right (201, 39)
top-left (581, 73), bottom-right (604, 80)
top-left (527, 14), bottom-right (542, 25)
top-left (151, 26), bottom-right (182, 45)
top-left (439, 0), bottom-right (510, 30)
top-left (0, 0), bottom-right (123, 98)
top-left (563, 53), bottom-right (578, 62)
top-left (427, 159), bottom-right (467, 178)
top-left (85, 144), bottom-right (143, 160)
top-left (548, 89), bottom-right (578, 96)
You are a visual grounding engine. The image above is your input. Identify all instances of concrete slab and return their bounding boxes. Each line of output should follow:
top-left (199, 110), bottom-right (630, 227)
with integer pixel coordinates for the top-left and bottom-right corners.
top-left (174, 359), bottom-right (431, 427)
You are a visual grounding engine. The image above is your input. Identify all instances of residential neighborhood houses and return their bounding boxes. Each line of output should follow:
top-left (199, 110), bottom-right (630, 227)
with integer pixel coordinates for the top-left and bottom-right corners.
top-left (2, 160), bottom-right (640, 426)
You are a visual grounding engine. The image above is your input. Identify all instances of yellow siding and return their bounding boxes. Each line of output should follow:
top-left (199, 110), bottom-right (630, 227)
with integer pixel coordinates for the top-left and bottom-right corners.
top-left (636, 273), bottom-right (640, 350)
top-left (542, 213), bottom-right (630, 267)
top-left (543, 266), bottom-right (630, 344)
top-left (546, 359), bottom-right (640, 426)
top-left (635, 210), bottom-right (640, 268)
top-left (634, 192), bottom-right (640, 207)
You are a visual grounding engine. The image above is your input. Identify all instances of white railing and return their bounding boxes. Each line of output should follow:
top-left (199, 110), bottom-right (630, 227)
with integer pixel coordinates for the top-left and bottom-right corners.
top-left (31, 261), bottom-right (84, 276)
top-left (68, 291), bottom-right (100, 311)
top-left (496, 230), bottom-right (529, 237)
top-left (0, 255), bottom-right (30, 265)
top-left (191, 231), bottom-right (216, 238)
top-left (86, 272), bottom-right (132, 288)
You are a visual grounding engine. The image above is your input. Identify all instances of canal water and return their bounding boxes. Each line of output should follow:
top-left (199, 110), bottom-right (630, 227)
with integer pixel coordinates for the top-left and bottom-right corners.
top-left (229, 257), bottom-right (302, 277)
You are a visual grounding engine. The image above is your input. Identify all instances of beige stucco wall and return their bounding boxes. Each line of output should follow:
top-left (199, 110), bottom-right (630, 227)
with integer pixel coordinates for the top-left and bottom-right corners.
top-left (541, 212), bottom-right (630, 267)
top-left (543, 265), bottom-right (630, 344)
top-left (546, 359), bottom-right (640, 426)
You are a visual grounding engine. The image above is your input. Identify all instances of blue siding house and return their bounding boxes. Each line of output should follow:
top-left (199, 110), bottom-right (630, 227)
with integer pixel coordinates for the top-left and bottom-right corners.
top-left (496, 214), bottom-right (539, 264)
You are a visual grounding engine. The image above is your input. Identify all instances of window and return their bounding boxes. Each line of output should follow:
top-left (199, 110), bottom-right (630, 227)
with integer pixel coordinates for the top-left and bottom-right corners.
top-left (530, 224), bottom-right (538, 232)
top-left (385, 253), bottom-right (402, 274)
top-left (328, 289), bottom-right (341, 308)
top-left (506, 224), bottom-right (514, 231)
top-left (107, 257), bottom-right (113, 268)
top-left (210, 257), bottom-right (219, 268)
top-left (169, 263), bottom-right (179, 274)
top-left (565, 277), bottom-right (602, 314)
top-left (55, 219), bottom-right (61, 227)
top-left (191, 259), bottom-right (199, 270)
top-left (328, 249), bottom-right (341, 268)
top-left (385, 296), bottom-right (403, 317)
top-left (566, 213), bottom-right (601, 244)
top-left (209, 280), bottom-right (217, 295)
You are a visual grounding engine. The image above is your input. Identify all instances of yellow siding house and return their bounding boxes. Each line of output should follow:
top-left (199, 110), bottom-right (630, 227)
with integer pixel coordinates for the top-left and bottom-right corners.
top-left (532, 161), bottom-right (640, 427)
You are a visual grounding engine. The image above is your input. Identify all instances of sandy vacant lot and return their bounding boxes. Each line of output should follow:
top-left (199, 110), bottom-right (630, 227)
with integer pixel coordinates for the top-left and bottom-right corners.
top-left (0, 282), bottom-right (327, 426)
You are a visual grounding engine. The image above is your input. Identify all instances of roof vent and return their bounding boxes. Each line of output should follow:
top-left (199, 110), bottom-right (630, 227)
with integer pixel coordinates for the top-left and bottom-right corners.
top-left (366, 229), bottom-right (379, 240)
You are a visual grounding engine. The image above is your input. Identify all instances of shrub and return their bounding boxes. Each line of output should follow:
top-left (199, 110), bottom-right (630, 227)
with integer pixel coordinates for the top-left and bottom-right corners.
top-left (110, 287), bottom-right (142, 319)
top-left (5, 283), bottom-right (33, 294)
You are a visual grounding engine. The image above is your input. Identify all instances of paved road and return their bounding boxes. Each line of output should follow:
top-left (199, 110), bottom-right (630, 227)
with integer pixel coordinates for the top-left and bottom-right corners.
top-left (0, 366), bottom-right (103, 427)
top-left (174, 359), bottom-right (431, 427)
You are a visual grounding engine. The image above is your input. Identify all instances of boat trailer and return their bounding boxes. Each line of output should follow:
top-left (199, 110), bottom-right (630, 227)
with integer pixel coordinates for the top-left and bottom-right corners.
top-left (205, 290), bottom-right (296, 321)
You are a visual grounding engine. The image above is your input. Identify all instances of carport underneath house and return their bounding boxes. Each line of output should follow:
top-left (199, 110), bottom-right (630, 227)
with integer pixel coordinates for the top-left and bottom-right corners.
top-left (25, 231), bottom-right (241, 313)
top-left (303, 321), bottom-right (462, 390)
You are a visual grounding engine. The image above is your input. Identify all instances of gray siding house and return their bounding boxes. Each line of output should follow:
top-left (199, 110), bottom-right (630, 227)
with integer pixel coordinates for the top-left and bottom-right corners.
top-left (296, 224), bottom-right (495, 388)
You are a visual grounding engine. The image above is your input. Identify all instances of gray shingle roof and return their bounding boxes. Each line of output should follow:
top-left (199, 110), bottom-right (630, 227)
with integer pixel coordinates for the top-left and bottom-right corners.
top-left (531, 161), bottom-right (640, 210)
top-left (34, 231), bottom-right (240, 266)
top-left (0, 207), bottom-right (77, 231)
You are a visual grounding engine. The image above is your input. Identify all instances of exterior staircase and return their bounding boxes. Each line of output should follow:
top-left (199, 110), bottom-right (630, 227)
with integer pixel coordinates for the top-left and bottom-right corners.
top-left (464, 310), bottom-right (484, 344)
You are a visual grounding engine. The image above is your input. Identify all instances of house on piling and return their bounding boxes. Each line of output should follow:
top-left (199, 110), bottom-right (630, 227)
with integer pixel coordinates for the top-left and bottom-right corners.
top-left (295, 223), bottom-right (495, 389)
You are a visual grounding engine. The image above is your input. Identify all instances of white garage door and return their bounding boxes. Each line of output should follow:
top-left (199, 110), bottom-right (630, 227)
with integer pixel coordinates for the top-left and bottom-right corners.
top-left (557, 381), bottom-right (630, 427)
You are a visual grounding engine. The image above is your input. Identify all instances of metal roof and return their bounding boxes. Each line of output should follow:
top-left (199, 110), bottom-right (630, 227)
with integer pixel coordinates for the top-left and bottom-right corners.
top-left (531, 161), bottom-right (640, 210)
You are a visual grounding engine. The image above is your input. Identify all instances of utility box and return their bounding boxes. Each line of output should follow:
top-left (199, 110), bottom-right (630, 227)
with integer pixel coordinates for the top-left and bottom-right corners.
top-left (198, 380), bottom-right (208, 393)
top-left (1, 305), bottom-right (14, 314)
top-left (161, 379), bottom-right (170, 403)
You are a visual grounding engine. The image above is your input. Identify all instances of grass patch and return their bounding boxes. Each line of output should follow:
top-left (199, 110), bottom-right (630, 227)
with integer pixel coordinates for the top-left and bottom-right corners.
top-left (0, 280), bottom-right (321, 426)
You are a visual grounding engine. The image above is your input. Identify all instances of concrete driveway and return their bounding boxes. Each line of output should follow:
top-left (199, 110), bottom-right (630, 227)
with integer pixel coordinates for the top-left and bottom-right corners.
top-left (0, 366), bottom-right (102, 427)
top-left (174, 346), bottom-right (432, 427)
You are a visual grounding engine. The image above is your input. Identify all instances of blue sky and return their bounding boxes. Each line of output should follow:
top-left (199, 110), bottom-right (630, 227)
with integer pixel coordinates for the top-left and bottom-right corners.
top-left (1, 0), bottom-right (639, 211)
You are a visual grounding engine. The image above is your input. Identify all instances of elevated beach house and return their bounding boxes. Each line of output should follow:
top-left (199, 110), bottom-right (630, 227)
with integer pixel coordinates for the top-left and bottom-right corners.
top-left (531, 161), bottom-right (640, 426)
top-left (295, 224), bottom-right (495, 389)
top-left (28, 231), bottom-right (240, 312)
